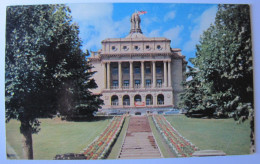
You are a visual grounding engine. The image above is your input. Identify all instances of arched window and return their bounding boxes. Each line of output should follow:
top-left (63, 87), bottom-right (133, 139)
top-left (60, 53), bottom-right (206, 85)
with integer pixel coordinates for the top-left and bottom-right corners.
top-left (134, 94), bottom-right (142, 102)
top-left (146, 94), bottom-right (153, 105)
top-left (111, 95), bottom-right (119, 106)
top-left (157, 94), bottom-right (164, 105)
top-left (123, 95), bottom-right (130, 106)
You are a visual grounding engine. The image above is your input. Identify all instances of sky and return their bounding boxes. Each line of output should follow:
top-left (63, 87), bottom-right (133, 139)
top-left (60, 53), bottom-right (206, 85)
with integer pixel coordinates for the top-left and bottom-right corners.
top-left (67, 3), bottom-right (218, 66)
top-left (1, 1), bottom-right (260, 164)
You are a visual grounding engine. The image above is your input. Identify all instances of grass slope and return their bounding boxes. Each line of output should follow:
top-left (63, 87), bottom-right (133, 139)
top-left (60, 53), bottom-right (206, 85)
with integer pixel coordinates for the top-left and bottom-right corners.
top-left (148, 116), bottom-right (176, 158)
top-left (107, 116), bottom-right (130, 159)
top-left (6, 117), bottom-right (112, 159)
top-left (165, 115), bottom-right (251, 155)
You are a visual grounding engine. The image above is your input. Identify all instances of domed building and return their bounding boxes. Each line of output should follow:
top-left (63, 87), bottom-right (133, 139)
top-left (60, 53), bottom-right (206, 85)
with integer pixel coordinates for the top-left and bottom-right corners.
top-left (88, 12), bottom-right (187, 114)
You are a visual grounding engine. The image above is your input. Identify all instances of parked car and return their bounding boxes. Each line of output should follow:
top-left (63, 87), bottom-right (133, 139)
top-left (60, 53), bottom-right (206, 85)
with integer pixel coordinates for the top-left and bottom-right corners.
top-left (157, 111), bottom-right (164, 114)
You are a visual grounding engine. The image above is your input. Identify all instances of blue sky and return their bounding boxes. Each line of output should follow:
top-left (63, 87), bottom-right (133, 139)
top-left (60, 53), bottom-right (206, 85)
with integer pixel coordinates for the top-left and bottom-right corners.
top-left (67, 3), bottom-right (218, 66)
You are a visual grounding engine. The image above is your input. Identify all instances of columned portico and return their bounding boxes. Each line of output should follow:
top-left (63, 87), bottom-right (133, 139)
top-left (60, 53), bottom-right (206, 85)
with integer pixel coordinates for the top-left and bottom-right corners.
top-left (130, 61), bottom-right (134, 89)
top-left (107, 62), bottom-right (110, 89)
top-left (168, 60), bottom-right (172, 87)
top-left (141, 61), bottom-right (145, 88)
top-left (164, 61), bottom-right (168, 87)
top-left (104, 62), bottom-right (107, 89)
top-left (118, 61), bottom-right (122, 89)
top-left (152, 61), bottom-right (156, 88)
top-left (103, 60), bottom-right (172, 89)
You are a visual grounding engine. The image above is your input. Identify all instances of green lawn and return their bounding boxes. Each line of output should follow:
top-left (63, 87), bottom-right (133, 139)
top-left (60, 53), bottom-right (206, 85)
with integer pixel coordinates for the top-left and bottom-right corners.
top-left (165, 115), bottom-right (251, 155)
top-left (6, 117), bottom-right (112, 159)
top-left (107, 116), bottom-right (130, 159)
top-left (148, 116), bottom-right (176, 158)
top-left (6, 115), bottom-right (251, 159)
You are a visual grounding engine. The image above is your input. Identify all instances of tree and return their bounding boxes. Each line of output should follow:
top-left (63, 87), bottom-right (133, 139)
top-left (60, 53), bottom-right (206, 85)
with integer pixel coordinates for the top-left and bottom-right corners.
top-left (181, 4), bottom-right (254, 151)
top-left (5, 5), bottom-right (103, 159)
top-left (58, 51), bottom-right (104, 119)
top-left (178, 63), bottom-right (216, 118)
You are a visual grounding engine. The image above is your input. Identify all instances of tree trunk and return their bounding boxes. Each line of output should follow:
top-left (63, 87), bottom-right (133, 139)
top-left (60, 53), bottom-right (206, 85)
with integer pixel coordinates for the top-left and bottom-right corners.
top-left (21, 122), bottom-right (34, 159)
top-left (250, 116), bottom-right (255, 153)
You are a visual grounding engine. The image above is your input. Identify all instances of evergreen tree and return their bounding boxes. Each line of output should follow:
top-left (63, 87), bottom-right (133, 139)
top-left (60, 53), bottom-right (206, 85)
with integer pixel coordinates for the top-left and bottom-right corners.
top-left (5, 5), bottom-right (103, 159)
top-left (179, 63), bottom-right (216, 117)
top-left (58, 50), bottom-right (104, 119)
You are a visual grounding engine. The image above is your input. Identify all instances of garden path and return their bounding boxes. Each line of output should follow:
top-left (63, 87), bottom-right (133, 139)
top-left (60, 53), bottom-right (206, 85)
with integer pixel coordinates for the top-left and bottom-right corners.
top-left (118, 116), bottom-right (162, 159)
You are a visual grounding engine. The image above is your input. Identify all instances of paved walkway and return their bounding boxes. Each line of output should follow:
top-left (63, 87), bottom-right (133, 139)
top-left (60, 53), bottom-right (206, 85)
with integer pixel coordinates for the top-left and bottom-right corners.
top-left (118, 116), bottom-right (162, 159)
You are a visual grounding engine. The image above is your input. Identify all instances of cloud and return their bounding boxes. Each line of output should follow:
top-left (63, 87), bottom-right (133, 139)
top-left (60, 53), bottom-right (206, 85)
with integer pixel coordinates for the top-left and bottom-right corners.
top-left (147, 29), bottom-right (161, 37)
top-left (68, 4), bottom-right (129, 51)
top-left (164, 11), bottom-right (176, 22)
top-left (163, 25), bottom-right (184, 47)
top-left (69, 4), bottom-right (113, 22)
top-left (183, 6), bottom-right (217, 52)
top-left (142, 16), bottom-right (159, 27)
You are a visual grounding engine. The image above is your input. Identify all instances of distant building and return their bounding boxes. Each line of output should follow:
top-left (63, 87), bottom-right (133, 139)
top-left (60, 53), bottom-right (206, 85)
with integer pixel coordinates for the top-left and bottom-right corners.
top-left (88, 12), bottom-right (187, 114)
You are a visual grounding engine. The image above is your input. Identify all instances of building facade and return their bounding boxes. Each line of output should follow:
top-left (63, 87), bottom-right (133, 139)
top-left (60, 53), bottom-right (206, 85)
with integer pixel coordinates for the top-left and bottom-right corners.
top-left (88, 13), bottom-right (187, 114)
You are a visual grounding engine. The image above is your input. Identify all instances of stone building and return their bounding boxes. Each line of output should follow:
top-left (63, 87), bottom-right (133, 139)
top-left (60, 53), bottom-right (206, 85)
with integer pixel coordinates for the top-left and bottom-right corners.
top-left (88, 12), bottom-right (187, 114)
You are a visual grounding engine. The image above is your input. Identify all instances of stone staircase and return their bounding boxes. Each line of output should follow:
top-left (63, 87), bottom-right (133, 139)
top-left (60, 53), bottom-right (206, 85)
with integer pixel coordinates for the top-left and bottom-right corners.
top-left (118, 116), bottom-right (162, 159)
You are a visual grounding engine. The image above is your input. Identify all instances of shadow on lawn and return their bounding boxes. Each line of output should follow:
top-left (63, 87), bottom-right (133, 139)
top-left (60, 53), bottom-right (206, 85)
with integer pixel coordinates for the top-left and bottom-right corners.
top-left (65, 116), bottom-right (114, 122)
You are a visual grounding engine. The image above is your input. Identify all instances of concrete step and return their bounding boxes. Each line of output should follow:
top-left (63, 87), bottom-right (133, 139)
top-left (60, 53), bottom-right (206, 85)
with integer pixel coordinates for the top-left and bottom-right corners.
top-left (120, 153), bottom-right (160, 156)
top-left (119, 155), bottom-right (162, 158)
top-left (118, 116), bottom-right (162, 159)
top-left (121, 150), bottom-right (160, 153)
top-left (119, 156), bottom-right (162, 159)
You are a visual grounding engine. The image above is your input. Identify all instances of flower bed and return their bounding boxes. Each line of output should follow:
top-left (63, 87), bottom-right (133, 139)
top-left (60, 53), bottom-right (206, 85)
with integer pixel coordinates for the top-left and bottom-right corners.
top-left (83, 115), bottom-right (126, 159)
top-left (152, 115), bottom-right (199, 157)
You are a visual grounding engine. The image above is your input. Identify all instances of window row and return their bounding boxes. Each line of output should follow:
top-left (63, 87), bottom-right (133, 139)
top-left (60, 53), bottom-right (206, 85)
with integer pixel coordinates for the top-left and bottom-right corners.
top-left (111, 45), bottom-right (163, 51)
top-left (111, 94), bottom-right (164, 106)
top-left (111, 63), bottom-right (163, 74)
top-left (111, 79), bottom-right (162, 87)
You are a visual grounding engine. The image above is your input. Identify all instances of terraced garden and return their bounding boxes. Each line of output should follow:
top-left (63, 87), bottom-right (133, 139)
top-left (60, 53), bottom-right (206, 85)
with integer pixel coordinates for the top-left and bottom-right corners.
top-left (152, 115), bottom-right (199, 157)
top-left (83, 115), bottom-right (126, 159)
top-left (6, 114), bottom-right (251, 159)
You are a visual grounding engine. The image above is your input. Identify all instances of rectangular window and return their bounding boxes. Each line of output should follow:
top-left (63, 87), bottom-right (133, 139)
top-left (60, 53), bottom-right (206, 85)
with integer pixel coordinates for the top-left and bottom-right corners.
top-left (123, 80), bottom-right (129, 86)
top-left (146, 79), bottom-right (151, 88)
top-left (134, 66), bottom-right (140, 74)
top-left (113, 80), bottom-right (118, 86)
top-left (156, 66), bottom-right (162, 73)
top-left (135, 80), bottom-right (140, 85)
top-left (157, 79), bottom-right (162, 85)
top-left (146, 79), bottom-right (151, 85)
top-left (145, 65), bottom-right (151, 74)
top-left (112, 67), bottom-right (118, 75)
top-left (123, 67), bottom-right (129, 74)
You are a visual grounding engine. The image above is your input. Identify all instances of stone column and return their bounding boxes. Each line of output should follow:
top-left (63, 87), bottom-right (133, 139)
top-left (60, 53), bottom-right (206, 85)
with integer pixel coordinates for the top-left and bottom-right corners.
top-left (168, 60), bottom-right (172, 87)
top-left (141, 61), bottom-right (145, 88)
top-left (152, 61), bottom-right (156, 88)
top-left (164, 61), bottom-right (168, 87)
top-left (119, 95), bottom-right (123, 106)
top-left (118, 61), bottom-right (122, 89)
top-left (130, 61), bottom-right (133, 89)
top-left (104, 62), bottom-right (107, 89)
top-left (153, 93), bottom-right (157, 107)
top-left (131, 94), bottom-right (135, 107)
top-left (107, 62), bottom-right (111, 89)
